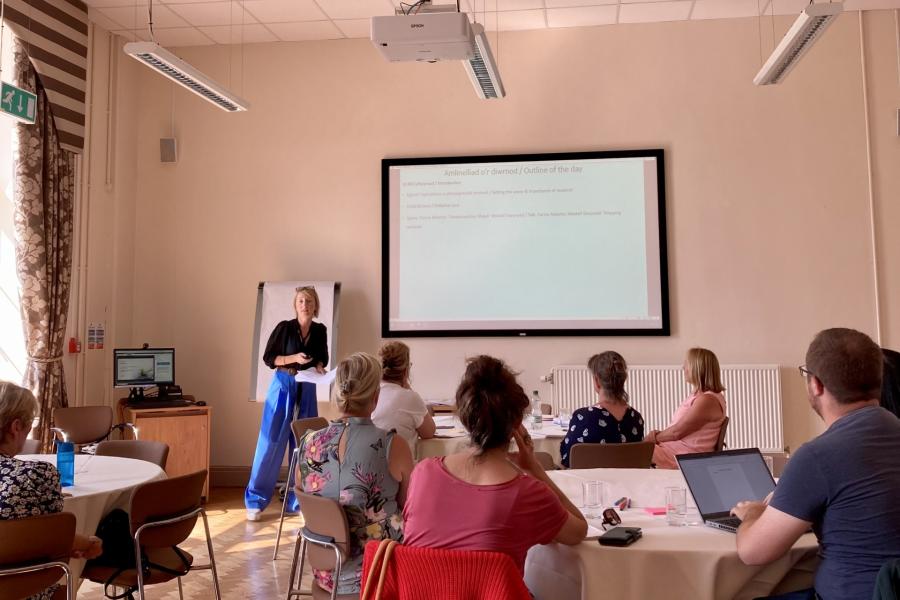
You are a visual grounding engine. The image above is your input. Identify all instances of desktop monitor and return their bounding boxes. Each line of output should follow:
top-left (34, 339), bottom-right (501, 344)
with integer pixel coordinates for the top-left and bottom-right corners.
top-left (113, 348), bottom-right (175, 388)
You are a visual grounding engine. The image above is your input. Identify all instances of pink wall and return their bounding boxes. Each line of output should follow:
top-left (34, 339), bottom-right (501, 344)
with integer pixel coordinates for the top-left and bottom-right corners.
top-left (82, 12), bottom-right (900, 469)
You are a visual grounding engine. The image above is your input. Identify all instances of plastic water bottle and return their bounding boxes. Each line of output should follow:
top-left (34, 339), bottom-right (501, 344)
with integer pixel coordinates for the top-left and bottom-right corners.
top-left (531, 390), bottom-right (543, 430)
top-left (57, 441), bottom-right (75, 487)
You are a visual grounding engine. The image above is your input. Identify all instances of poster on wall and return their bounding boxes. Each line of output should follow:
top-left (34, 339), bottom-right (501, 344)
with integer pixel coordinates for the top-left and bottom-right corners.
top-left (249, 281), bottom-right (341, 404)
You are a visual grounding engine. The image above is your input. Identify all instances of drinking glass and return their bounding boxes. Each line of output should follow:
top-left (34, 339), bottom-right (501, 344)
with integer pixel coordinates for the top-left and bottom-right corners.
top-left (558, 409), bottom-right (572, 428)
top-left (582, 481), bottom-right (606, 518)
top-left (763, 455), bottom-right (775, 476)
top-left (665, 486), bottom-right (686, 527)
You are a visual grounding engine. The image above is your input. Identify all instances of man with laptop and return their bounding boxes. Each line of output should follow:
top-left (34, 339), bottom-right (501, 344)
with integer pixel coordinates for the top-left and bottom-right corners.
top-left (728, 328), bottom-right (900, 600)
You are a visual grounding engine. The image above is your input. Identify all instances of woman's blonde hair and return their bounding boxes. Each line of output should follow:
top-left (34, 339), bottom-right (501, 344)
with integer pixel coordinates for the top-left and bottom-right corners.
top-left (685, 348), bottom-right (725, 393)
top-left (0, 381), bottom-right (37, 437)
top-left (379, 341), bottom-right (410, 385)
top-left (333, 352), bottom-right (381, 414)
top-left (294, 286), bottom-right (320, 318)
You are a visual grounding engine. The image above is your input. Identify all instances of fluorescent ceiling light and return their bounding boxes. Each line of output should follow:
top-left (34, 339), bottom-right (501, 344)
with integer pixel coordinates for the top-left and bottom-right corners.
top-left (463, 23), bottom-right (505, 99)
top-left (753, 2), bottom-right (842, 86)
top-left (124, 41), bottom-right (249, 112)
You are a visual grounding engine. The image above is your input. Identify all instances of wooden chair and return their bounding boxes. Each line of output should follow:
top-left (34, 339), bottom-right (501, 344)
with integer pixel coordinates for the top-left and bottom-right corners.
top-left (0, 512), bottom-right (76, 600)
top-left (714, 416), bottom-right (730, 452)
top-left (95, 440), bottom-right (170, 469)
top-left (51, 406), bottom-right (137, 448)
top-left (540, 403), bottom-right (552, 416)
top-left (569, 441), bottom-right (654, 469)
top-left (82, 470), bottom-right (220, 600)
top-left (287, 492), bottom-right (356, 600)
top-left (273, 416), bottom-right (330, 560)
top-left (18, 438), bottom-right (40, 455)
top-left (534, 451), bottom-right (557, 471)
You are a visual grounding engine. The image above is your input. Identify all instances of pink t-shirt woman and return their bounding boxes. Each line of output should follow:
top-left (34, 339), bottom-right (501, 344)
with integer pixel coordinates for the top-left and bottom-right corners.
top-left (651, 390), bottom-right (726, 468)
top-left (402, 457), bottom-right (570, 572)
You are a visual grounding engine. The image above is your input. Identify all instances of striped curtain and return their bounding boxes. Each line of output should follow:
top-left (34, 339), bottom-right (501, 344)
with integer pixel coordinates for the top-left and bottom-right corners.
top-left (4, 0), bottom-right (88, 153)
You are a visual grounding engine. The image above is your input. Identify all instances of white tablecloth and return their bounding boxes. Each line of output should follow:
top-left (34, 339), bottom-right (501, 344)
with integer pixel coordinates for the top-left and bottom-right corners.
top-left (19, 454), bottom-right (166, 584)
top-left (524, 469), bottom-right (819, 600)
top-left (417, 416), bottom-right (566, 463)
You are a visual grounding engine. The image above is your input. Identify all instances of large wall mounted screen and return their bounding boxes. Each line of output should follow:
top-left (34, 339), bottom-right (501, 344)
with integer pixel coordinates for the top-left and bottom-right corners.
top-left (383, 150), bottom-right (669, 337)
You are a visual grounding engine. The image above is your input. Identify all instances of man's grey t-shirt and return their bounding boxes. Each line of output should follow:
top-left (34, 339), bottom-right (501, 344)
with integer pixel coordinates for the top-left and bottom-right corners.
top-left (770, 406), bottom-right (900, 600)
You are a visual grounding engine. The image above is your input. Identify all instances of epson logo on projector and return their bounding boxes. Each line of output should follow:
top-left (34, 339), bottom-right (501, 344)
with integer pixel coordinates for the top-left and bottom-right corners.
top-left (410, 23), bottom-right (424, 28)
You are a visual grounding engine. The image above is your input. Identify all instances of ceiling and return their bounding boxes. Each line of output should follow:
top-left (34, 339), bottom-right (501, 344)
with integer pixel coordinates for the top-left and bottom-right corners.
top-left (85, 0), bottom-right (900, 47)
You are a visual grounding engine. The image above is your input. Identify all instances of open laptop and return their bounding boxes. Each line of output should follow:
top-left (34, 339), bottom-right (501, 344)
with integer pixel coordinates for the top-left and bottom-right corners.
top-left (677, 448), bottom-right (776, 533)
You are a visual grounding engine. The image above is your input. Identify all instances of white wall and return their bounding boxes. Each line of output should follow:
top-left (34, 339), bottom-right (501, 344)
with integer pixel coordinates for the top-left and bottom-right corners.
top-left (79, 11), bottom-right (900, 472)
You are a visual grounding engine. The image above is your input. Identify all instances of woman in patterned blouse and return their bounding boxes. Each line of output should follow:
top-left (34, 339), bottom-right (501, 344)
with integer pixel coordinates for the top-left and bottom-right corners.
top-left (559, 352), bottom-right (645, 468)
top-left (0, 382), bottom-right (102, 599)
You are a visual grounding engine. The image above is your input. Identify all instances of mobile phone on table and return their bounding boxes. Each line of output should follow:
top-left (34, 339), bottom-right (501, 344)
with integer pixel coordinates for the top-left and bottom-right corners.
top-left (598, 527), bottom-right (642, 547)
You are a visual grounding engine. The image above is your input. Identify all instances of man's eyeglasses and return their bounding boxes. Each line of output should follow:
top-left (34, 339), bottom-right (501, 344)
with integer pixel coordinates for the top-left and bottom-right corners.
top-left (798, 365), bottom-right (814, 378)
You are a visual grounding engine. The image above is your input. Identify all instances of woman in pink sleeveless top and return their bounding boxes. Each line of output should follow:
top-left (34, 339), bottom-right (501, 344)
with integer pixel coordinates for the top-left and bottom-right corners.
top-left (645, 348), bottom-right (727, 469)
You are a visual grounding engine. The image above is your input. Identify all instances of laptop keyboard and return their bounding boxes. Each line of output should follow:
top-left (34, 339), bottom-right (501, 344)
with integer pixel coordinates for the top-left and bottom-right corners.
top-left (715, 516), bottom-right (742, 529)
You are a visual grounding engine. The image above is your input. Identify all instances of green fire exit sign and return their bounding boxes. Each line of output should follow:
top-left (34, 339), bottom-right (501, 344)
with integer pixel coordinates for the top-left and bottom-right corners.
top-left (1, 82), bottom-right (36, 124)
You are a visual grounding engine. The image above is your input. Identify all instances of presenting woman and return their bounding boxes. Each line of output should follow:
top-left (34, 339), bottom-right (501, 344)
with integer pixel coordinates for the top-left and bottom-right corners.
top-left (245, 286), bottom-right (328, 521)
top-left (645, 347), bottom-right (726, 469)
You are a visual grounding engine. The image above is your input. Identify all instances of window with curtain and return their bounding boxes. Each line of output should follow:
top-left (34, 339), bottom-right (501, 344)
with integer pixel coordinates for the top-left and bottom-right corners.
top-left (0, 26), bottom-right (27, 383)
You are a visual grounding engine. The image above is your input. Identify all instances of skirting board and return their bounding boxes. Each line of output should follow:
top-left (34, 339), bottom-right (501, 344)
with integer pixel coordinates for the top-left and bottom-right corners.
top-left (211, 465), bottom-right (289, 488)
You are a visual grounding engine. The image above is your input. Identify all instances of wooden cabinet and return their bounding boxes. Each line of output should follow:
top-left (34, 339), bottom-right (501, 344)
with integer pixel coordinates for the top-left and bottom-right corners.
top-left (123, 404), bottom-right (211, 499)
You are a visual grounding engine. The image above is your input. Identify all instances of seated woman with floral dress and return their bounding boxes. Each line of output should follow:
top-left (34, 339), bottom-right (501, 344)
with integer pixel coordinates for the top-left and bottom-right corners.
top-left (0, 381), bottom-right (102, 600)
top-left (295, 353), bottom-right (414, 596)
top-left (559, 352), bottom-right (645, 468)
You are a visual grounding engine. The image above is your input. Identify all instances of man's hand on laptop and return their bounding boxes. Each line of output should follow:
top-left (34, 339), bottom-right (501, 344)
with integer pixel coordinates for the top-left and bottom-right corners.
top-left (731, 500), bottom-right (766, 523)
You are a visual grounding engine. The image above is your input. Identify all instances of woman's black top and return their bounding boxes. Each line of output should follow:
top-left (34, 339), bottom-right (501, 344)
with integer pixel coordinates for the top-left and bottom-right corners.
top-left (263, 320), bottom-right (329, 371)
top-left (559, 405), bottom-right (645, 468)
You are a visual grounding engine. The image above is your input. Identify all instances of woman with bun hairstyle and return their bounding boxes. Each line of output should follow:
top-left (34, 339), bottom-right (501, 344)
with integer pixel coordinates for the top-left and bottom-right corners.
top-left (295, 352), bottom-right (413, 596)
top-left (559, 351), bottom-right (645, 468)
top-left (645, 347), bottom-right (726, 469)
top-left (371, 341), bottom-right (436, 453)
top-left (402, 356), bottom-right (587, 580)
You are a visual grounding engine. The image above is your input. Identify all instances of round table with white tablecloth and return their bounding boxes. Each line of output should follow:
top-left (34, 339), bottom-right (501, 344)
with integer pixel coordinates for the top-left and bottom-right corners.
top-left (18, 454), bottom-right (166, 584)
top-left (417, 415), bottom-right (567, 463)
top-left (524, 468), bottom-right (819, 600)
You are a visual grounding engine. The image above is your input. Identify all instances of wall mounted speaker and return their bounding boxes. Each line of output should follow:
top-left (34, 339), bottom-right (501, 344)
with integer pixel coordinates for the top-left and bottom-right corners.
top-left (160, 138), bottom-right (177, 163)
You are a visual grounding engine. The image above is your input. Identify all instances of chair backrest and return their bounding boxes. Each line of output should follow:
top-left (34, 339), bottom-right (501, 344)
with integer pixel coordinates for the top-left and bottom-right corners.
top-left (540, 403), bottom-right (552, 416)
top-left (291, 417), bottom-right (329, 446)
top-left (296, 491), bottom-right (350, 571)
top-left (714, 416), bottom-right (730, 452)
top-left (0, 512), bottom-right (76, 600)
top-left (569, 441), bottom-right (654, 469)
top-left (53, 406), bottom-right (113, 444)
top-left (95, 440), bottom-right (169, 470)
top-left (129, 470), bottom-right (207, 548)
top-left (361, 541), bottom-right (531, 600)
top-left (534, 451), bottom-right (556, 471)
top-left (873, 557), bottom-right (900, 600)
top-left (18, 438), bottom-right (40, 455)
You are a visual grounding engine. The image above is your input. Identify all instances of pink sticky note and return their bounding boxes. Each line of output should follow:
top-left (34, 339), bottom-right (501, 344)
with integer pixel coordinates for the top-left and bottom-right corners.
top-left (644, 507), bottom-right (667, 516)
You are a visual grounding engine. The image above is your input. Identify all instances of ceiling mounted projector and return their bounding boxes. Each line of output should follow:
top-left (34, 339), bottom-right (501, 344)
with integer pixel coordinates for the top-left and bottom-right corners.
top-left (124, 41), bottom-right (249, 112)
top-left (753, 2), bottom-right (842, 86)
top-left (371, 11), bottom-right (506, 99)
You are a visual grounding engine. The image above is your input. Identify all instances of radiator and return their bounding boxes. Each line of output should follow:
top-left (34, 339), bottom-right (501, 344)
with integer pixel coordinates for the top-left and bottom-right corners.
top-left (549, 365), bottom-right (784, 452)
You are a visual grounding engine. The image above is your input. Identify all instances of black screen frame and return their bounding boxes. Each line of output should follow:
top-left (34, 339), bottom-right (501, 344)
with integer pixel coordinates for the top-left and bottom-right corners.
top-left (381, 149), bottom-right (670, 338)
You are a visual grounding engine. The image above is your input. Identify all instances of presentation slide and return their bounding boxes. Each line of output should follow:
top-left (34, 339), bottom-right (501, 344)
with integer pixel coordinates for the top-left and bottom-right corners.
top-left (384, 151), bottom-right (668, 336)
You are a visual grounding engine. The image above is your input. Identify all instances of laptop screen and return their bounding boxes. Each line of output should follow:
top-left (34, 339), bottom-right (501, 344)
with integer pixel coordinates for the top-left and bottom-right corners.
top-left (678, 449), bottom-right (775, 518)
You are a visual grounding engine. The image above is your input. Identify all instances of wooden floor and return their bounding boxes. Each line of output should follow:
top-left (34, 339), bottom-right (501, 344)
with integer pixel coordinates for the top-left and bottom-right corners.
top-left (78, 487), bottom-right (313, 599)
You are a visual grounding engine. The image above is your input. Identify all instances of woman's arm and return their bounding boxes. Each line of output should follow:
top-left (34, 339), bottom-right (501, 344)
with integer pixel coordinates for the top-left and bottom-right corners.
top-left (312, 322), bottom-right (329, 371)
top-left (388, 435), bottom-right (414, 507)
top-left (655, 394), bottom-right (723, 443)
top-left (510, 428), bottom-right (587, 544)
top-left (416, 413), bottom-right (436, 440)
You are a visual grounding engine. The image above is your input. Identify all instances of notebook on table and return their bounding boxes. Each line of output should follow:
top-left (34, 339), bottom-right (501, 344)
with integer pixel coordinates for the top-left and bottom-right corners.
top-left (677, 448), bottom-right (776, 533)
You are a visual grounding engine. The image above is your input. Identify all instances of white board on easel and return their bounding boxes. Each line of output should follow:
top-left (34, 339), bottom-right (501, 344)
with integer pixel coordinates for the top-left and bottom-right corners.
top-left (249, 281), bottom-right (341, 404)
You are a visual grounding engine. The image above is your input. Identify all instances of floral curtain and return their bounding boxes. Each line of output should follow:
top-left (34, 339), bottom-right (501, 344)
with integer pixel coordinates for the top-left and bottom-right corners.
top-left (11, 38), bottom-right (75, 452)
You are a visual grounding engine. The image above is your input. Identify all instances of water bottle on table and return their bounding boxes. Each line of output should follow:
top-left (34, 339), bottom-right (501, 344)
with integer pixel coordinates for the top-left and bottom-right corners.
top-left (57, 441), bottom-right (75, 487)
top-left (530, 390), bottom-right (543, 430)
